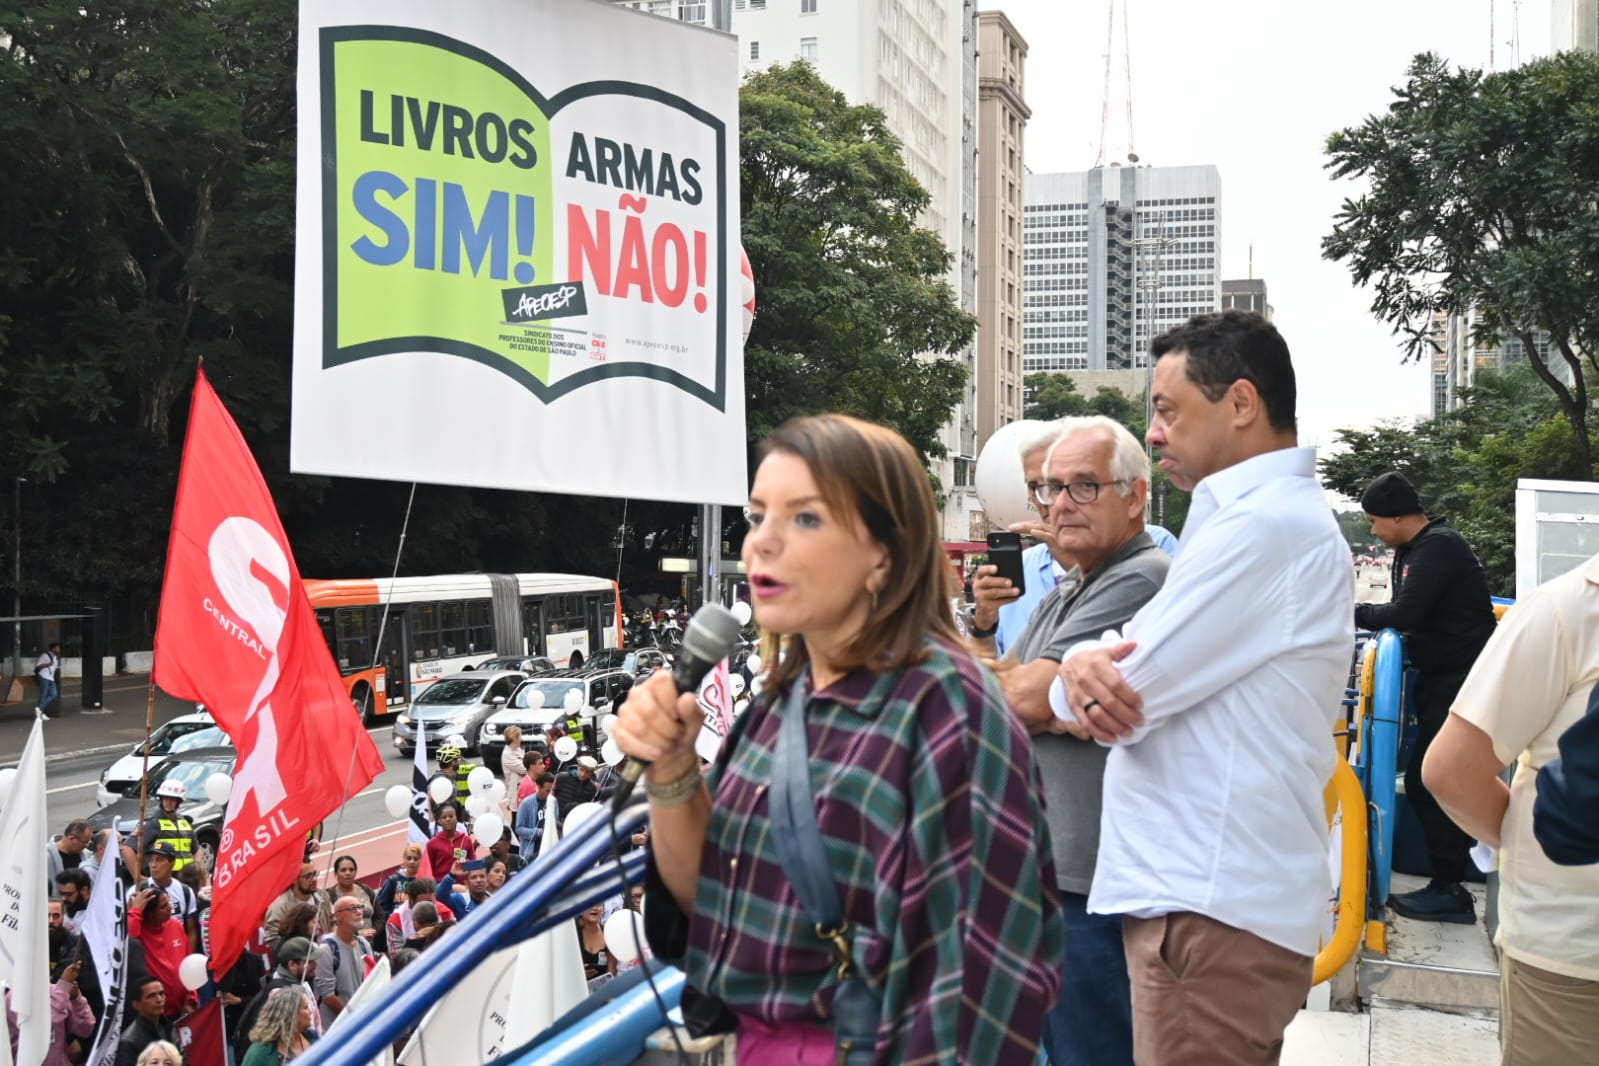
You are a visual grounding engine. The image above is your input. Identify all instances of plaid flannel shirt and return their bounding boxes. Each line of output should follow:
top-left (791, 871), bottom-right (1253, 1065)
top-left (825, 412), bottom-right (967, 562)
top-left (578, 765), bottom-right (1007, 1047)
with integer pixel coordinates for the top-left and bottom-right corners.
top-left (650, 637), bottom-right (1064, 1064)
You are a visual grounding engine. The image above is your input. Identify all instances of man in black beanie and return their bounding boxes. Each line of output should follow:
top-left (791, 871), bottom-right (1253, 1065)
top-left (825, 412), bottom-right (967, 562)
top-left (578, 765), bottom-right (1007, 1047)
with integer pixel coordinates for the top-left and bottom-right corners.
top-left (1356, 471), bottom-right (1499, 922)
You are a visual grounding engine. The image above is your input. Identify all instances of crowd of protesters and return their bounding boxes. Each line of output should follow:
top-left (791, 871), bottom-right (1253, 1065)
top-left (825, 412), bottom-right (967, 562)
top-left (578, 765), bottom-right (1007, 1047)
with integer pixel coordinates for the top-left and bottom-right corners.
top-left (8, 719), bottom-right (646, 1066)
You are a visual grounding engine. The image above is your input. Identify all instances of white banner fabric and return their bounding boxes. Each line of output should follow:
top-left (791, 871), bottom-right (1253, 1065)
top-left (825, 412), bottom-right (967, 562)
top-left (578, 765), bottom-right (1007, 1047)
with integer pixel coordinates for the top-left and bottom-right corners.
top-left (81, 829), bottom-right (128, 1066)
top-left (0, 716), bottom-right (49, 1066)
top-left (292, 0), bottom-right (747, 504)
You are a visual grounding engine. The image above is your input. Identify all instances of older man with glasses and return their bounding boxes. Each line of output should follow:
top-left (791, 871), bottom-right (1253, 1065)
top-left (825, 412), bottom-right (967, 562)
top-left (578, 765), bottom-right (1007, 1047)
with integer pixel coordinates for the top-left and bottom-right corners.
top-left (984, 414), bottom-right (1170, 1066)
top-left (315, 895), bottom-right (374, 1028)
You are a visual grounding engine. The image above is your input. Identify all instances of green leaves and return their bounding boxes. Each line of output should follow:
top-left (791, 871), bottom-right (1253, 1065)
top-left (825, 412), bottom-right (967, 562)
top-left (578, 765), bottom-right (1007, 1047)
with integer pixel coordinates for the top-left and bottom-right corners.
top-left (1318, 364), bottom-right (1583, 595)
top-left (740, 62), bottom-right (974, 460)
top-left (1324, 51), bottom-right (1599, 475)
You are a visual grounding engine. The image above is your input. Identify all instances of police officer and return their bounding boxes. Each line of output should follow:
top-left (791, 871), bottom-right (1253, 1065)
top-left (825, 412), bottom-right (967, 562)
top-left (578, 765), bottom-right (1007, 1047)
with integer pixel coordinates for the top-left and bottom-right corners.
top-left (430, 738), bottom-right (479, 818)
top-left (133, 780), bottom-right (207, 886)
top-left (1356, 471), bottom-right (1498, 923)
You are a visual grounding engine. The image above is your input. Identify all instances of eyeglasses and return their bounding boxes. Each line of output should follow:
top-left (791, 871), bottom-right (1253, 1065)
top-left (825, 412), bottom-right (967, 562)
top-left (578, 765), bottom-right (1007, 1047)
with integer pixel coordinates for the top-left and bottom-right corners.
top-left (1030, 479), bottom-right (1132, 507)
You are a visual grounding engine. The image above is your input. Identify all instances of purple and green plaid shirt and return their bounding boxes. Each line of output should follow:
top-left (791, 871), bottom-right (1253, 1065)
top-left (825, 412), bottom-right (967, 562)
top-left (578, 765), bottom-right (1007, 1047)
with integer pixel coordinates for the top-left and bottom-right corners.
top-left (663, 637), bottom-right (1063, 1064)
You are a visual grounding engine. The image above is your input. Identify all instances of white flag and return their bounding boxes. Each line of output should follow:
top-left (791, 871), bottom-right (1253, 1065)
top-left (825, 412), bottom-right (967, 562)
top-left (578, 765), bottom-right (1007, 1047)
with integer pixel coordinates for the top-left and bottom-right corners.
top-left (80, 829), bottom-right (128, 1066)
top-left (0, 715), bottom-right (50, 1066)
top-left (396, 945), bottom-right (519, 1064)
top-left (327, 955), bottom-right (394, 1066)
top-left (504, 797), bottom-right (588, 1047)
top-left (410, 719), bottom-right (431, 846)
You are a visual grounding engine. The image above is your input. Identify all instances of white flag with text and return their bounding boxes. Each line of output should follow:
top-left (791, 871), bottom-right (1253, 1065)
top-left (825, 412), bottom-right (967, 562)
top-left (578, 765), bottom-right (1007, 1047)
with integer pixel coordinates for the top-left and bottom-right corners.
top-left (0, 715), bottom-right (50, 1066)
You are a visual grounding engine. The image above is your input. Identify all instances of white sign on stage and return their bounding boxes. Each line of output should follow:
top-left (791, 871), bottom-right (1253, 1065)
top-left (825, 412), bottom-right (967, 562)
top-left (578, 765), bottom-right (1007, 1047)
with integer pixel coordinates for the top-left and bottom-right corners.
top-left (292, 0), bottom-right (747, 504)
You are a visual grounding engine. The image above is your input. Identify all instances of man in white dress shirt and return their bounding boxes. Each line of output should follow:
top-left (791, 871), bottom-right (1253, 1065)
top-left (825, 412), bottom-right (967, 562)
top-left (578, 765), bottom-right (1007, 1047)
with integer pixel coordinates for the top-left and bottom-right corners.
top-left (1057, 310), bottom-right (1354, 1066)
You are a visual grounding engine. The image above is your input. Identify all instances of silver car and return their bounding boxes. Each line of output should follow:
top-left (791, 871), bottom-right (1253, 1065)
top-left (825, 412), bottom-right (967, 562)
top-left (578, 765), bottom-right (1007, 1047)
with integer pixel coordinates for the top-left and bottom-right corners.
top-left (391, 671), bottom-right (526, 756)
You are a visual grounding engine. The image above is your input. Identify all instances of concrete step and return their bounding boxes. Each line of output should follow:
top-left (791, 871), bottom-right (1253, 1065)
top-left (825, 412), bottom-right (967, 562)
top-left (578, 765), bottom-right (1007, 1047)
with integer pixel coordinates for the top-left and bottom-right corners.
top-left (1283, 1003), bottom-right (1499, 1065)
top-left (1357, 873), bottom-right (1499, 1014)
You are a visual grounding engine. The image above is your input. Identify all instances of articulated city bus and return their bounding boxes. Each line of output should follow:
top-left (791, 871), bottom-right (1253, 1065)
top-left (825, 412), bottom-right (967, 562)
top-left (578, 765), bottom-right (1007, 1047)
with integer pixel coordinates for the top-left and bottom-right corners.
top-left (305, 573), bottom-right (621, 720)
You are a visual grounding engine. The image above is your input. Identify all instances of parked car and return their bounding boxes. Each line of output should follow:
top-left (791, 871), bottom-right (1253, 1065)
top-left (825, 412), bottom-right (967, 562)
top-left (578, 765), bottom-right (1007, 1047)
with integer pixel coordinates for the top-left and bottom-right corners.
top-left (584, 647), bottom-right (669, 678)
top-left (478, 668), bottom-right (636, 768)
top-left (391, 670), bottom-right (527, 757)
top-left (90, 746), bottom-right (237, 873)
top-left (96, 710), bottom-right (231, 808)
top-left (464, 655), bottom-right (558, 676)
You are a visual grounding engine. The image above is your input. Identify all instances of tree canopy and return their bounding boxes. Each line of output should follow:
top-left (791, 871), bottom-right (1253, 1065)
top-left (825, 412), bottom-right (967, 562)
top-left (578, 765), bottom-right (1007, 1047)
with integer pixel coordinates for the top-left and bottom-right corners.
top-left (740, 62), bottom-right (974, 458)
top-left (1323, 50), bottom-right (1599, 473)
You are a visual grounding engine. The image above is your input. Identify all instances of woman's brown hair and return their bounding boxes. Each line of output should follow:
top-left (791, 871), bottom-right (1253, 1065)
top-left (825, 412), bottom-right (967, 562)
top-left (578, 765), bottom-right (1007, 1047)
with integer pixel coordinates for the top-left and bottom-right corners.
top-left (755, 414), bottom-right (958, 696)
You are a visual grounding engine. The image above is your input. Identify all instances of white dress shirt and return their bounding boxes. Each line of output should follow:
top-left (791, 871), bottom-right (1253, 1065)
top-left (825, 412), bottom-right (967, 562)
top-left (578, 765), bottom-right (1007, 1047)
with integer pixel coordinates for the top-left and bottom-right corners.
top-left (1077, 447), bottom-right (1355, 956)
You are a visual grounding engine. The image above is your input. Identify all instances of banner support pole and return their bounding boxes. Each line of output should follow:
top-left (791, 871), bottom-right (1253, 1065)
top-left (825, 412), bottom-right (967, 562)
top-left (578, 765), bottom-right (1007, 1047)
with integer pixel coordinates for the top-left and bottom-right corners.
top-left (699, 503), bottom-right (720, 608)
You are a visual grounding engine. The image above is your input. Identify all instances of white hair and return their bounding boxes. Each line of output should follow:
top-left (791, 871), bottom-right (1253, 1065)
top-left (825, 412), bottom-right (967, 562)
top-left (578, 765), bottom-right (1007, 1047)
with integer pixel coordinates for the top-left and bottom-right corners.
top-left (1014, 419), bottom-right (1068, 463)
top-left (1044, 416), bottom-right (1149, 496)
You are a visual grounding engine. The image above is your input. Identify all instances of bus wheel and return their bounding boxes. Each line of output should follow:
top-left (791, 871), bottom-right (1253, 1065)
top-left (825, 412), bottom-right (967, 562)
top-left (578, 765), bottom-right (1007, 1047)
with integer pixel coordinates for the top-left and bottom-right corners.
top-left (569, 651), bottom-right (584, 669)
top-left (352, 683), bottom-right (376, 725)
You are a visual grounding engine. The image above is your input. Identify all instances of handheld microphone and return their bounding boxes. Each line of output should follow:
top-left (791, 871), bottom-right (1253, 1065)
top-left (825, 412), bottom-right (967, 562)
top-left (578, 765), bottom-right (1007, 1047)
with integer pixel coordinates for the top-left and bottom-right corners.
top-left (612, 602), bottom-right (743, 811)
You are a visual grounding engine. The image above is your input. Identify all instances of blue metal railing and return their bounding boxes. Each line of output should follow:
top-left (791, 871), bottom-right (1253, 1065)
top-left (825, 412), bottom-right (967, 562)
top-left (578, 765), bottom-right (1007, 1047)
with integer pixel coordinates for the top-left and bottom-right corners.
top-left (1360, 628), bottom-right (1405, 919)
top-left (296, 802), bottom-right (654, 1066)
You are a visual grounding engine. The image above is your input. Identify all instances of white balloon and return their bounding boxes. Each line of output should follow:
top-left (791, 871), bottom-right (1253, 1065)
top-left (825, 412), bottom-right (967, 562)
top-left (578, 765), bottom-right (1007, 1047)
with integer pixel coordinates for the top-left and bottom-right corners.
top-left (563, 688), bottom-right (584, 712)
top-left (553, 736), bottom-right (578, 763)
top-left (0, 767), bottom-right (14, 807)
top-left (730, 674), bottom-right (746, 697)
top-left (745, 654), bottom-right (763, 674)
top-left (563, 802), bottom-right (605, 834)
top-left (486, 779), bottom-right (508, 805)
top-left (604, 909), bottom-right (645, 966)
top-left (730, 601), bottom-right (753, 626)
top-left (179, 953), bottom-right (210, 991)
top-left (427, 777), bottom-right (454, 804)
top-left (597, 714), bottom-right (618, 738)
top-left (203, 773), bottom-right (233, 806)
top-left (474, 812), bottom-right (505, 848)
top-left (467, 765), bottom-right (495, 795)
top-left (465, 794), bottom-right (489, 817)
top-left (600, 737), bottom-right (625, 767)
top-left (750, 676), bottom-right (765, 697)
top-left (732, 699), bottom-right (750, 718)
top-left (384, 785), bottom-right (412, 820)
top-left (524, 689), bottom-right (546, 710)
top-left (975, 419), bottom-right (1049, 529)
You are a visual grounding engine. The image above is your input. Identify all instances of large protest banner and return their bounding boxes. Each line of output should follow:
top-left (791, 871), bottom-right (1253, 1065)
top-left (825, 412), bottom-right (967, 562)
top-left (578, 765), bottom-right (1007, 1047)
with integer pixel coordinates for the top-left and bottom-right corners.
top-left (293, 0), bottom-right (746, 504)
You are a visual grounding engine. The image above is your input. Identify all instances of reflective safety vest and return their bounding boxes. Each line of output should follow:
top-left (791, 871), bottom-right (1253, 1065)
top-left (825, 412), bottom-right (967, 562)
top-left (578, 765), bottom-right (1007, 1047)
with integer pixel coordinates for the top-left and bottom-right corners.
top-left (454, 764), bottom-right (478, 808)
top-left (156, 816), bottom-right (196, 870)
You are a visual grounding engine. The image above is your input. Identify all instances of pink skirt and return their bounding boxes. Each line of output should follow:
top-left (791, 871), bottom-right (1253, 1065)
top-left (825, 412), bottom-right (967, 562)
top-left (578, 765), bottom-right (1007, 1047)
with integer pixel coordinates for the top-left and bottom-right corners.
top-left (734, 1013), bottom-right (836, 1066)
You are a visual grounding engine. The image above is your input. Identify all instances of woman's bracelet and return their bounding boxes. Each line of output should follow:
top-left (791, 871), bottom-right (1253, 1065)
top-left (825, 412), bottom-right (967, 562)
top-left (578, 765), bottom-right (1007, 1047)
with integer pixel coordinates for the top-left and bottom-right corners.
top-left (645, 764), bottom-right (704, 807)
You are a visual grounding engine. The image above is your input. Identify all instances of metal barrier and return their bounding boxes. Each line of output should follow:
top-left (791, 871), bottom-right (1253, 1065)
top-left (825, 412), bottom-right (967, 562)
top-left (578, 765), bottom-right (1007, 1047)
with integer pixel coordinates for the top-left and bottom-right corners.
top-left (1312, 758), bottom-right (1368, 985)
top-left (1363, 628), bottom-right (1404, 939)
top-left (296, 802), bottom-right (652, 1066)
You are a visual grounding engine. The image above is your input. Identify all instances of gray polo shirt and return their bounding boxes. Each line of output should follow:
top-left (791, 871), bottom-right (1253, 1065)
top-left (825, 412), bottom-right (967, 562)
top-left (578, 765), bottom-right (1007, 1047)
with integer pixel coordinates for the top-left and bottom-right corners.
top-left (1009, 531), bottom-right (1169, 895)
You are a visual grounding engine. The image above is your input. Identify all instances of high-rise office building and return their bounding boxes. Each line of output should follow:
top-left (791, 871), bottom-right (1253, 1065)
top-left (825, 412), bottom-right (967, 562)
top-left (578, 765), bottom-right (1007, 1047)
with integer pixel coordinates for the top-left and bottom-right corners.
top-left (1221, 278), bottom-right (1271, 320)
top-left (974, 11), bottom-right (1029, 448)
top-left (611, 0), bottom-right (980, 536)
top-left (1553, 0), bottom-right (1599, 51)
top-left (1023, 165), bottom-right (1221, 374)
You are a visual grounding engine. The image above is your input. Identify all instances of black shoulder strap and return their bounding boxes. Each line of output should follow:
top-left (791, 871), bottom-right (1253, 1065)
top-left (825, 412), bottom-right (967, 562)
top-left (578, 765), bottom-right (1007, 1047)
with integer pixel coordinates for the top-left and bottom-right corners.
top-left (767, 678), bottom-right (844, 930)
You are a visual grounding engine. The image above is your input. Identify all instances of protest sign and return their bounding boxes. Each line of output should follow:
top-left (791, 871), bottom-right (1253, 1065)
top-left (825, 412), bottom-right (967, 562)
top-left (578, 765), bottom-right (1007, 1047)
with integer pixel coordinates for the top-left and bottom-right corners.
top-left (293, 0), bottom-right (746, 504)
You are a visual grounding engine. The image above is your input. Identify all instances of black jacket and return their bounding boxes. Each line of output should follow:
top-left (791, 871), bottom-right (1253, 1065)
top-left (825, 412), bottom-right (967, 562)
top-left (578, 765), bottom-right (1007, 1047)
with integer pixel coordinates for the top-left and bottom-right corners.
top-left (1535, 683), bottom-right (1599, 866)
top-left (1354, 517), bottom-right (1497, 676)
top-left (114, 1014), bottom-right (174, 1066)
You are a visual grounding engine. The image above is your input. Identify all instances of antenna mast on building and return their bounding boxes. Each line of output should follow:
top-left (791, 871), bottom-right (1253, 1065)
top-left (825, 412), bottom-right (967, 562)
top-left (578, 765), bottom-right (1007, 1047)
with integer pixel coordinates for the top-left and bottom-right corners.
top-left (1092, 1), bottom-right (1140, 167)
top-left (1490, 0), bottom-right (1495, 70)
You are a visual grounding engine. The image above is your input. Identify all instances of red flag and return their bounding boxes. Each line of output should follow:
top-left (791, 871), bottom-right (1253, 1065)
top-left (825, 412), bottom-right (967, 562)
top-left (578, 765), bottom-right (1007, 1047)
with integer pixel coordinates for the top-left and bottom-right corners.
top-left (172, 998), bottom-right (226, 1066)
top-left (153, 368), bottom-right (385, 973)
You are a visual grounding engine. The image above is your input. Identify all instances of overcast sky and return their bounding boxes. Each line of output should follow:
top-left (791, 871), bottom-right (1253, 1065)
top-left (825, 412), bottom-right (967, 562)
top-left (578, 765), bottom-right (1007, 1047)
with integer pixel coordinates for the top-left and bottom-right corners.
top-left (995, 0), bottom-right (1551, 453)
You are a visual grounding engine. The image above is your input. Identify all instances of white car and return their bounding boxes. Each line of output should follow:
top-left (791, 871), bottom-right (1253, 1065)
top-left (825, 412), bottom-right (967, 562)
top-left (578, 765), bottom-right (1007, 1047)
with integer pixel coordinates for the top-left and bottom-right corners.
top-left (96, 710), bottom-right (230, 808)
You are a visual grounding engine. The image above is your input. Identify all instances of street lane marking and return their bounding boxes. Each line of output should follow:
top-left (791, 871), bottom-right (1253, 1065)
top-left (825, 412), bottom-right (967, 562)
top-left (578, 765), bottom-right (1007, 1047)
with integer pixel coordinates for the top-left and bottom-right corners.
top-left (46, 781), bottom-right (98, 795)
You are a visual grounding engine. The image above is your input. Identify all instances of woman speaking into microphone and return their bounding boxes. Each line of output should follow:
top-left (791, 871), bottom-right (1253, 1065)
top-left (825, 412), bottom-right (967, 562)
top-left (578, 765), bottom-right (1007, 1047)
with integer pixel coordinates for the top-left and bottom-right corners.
top-left (613, 414), bottom-right (1063, 1065)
